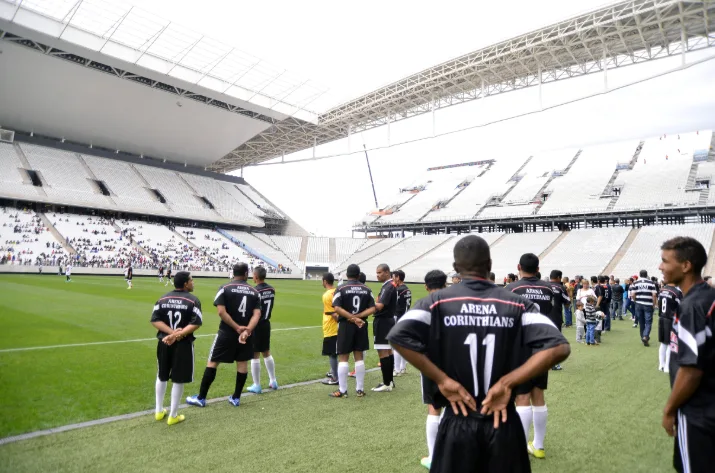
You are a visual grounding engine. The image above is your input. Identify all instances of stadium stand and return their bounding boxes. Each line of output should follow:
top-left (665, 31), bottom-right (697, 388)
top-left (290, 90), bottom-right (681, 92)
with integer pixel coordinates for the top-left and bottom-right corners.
top-left (539, 227), bottom-right (632, 279)
top-left (224, 230), bottom-right (298, 273)
top-left (133, 165), bottom-right (212, 219)
top-left (174, 226), bottom-right (268, 271)
top-left (176, 174), bottom-right (264, 227)
top-left (489, 232), bottom-right (562, 282)
top-left (265, 235), bottom-right (302, 264)
top-left (612, 223), bottom-right (715, 279)
top-left (306, 237), bottom-right (330, 262)
top-left (0, 143), bottom-right (38, 200)
top-left (237, 184), bottom-right (283, 217)
top-left (356, 235), bottom-right (452, 279)
top-left (334, 238), bottom-right (370, 265)
top-left (333, 237), bottom-right (406, 274)
top-left (0, 208), bottom-right (67, 266)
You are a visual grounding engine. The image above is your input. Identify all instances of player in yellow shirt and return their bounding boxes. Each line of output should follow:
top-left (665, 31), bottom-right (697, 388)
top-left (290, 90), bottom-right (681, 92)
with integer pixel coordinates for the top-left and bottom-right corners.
top-left (320, 272), bottom-right (339, 385)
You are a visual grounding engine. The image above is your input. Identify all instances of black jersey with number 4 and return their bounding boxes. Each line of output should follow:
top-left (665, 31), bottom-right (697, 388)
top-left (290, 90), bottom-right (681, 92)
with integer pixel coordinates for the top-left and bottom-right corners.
top-left (332, 281), bottom-right (375, 322)
top-left (505, 277), bottom-right (554, 316)
top-left (669, 281), bottom-right (715, 425)
top-left (255, 282), bottom-right (275, 323)
top-left (658, 286), bottom-right (682, 320)
top-left (396, 284), bottom-right (412, 317)
top-left (213, 280), bottom-right (260, 334)
top-left (151, 290), bottom-right (203, 341)
top-left (388, 278), bottom-right (568, 408)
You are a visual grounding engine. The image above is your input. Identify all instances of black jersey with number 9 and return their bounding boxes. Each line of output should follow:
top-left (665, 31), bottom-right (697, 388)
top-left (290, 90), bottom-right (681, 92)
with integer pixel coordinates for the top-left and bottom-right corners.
top-left (388, 278), bottom-right (568, 408)
top-left (332, 282), bottom-right (375, 321)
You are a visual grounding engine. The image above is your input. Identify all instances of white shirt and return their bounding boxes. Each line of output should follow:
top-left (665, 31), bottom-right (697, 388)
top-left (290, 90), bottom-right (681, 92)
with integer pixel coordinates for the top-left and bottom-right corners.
top-left (66, 266), bottom-right (72, 276)
top-left (577, 288), bottom-right (595, 305)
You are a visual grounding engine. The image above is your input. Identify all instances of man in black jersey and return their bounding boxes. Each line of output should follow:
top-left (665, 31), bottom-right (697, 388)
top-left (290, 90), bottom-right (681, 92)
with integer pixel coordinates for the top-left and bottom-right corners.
top-left (363, 263), bottom-right (398, 392)
top-left (165, 267), bottom-right (172, 287)
top-left (151, 271), bottom-right (202, 425)
top-left (158, 265), bottom-right (164, 283)
top-left (247, 266), bottom-right (278, 394)
top-left (393, 269), bottom-right (412, 376)
top-left (505, 253), bottom-right (555, 460)
top-left (660, 236), bottom-right (715, 473)
top-left (187, 263), bottom-right (262, 408)
top-left (549, 270), bottom-right (570, 371)
top-left (125, 265), bottom-right (133, 290)
top-left (595, 275), bottom-right (612, 331)
top-left (658, 283), bottom-right (682, 373)
top-left (330, 264), bottom-right (375, 398)
top-left (388, 236), bottom-right (569, 473)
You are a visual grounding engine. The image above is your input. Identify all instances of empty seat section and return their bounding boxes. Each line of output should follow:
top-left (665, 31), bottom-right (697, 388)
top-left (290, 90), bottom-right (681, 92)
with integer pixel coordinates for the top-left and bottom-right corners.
top-left (225, 231), bottom-right (299, 273)
top-left (0, 143), bottom-right (39, 200)
top-left (334, 238), bottom-right (369, 265)
top-left (237, 185), bottom-right (282, 217)
top-left (490, 232), bottom-right (561, 282)
top-left (306, 237), bottom-right (329, 262)
top-left (540, 227), bottom-right (632, 278)
top-left (334, 238), bottom-right (406, 274)
top-left (358, 235), bottom-right (451, 279)
top-left (270, 235), bottom-right (302, 263)
top-left (181, 174), bottom-right (263, 226)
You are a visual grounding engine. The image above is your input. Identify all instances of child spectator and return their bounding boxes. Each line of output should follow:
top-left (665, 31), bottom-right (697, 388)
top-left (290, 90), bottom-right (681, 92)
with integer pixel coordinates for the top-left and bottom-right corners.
top-left (575, 301), bottom-right (586, 343)
top-left (584, 296), bottom-right (601, 346)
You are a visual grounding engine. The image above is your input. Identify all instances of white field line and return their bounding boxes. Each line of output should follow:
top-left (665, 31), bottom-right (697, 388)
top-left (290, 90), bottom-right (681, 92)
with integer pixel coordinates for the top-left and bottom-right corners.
top-left (0, 326), bottom-right (321, 353)
top-left (0, 367), bottom-right (379, 446)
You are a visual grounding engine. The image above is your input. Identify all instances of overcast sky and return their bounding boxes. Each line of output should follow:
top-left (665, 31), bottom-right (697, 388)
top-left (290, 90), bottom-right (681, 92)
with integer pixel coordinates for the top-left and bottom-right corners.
top-left (137, 0), bottom-right (715, 236)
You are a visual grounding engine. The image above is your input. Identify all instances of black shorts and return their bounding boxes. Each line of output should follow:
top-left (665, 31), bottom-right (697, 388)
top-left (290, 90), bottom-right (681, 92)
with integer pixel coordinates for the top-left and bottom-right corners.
top-left (659, 317), bottom-right (673, 344)
top-left (156, 339), bottom-right (194, 383)
top-left (431, 407), bottom-right (530, 473)
top-left (208, 331), bottom-right (253, 363)
top-left (337, 321), bottom-right (369, 355)
top-left (674, 410), bottom-right (715, 473)
top-left (253, 321), bottom-right (271, 353)
top-left (421, 374), bottom-right (439, 406)
top-left (514, 371), bottom-right (548, 395)
top-left (322, 335), bottom-right (338, 356)
top-left (373, 317), bottom-right (395, 350)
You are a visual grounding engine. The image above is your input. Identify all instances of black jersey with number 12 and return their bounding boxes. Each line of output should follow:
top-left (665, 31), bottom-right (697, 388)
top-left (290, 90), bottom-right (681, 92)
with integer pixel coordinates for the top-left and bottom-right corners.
top-left (213, 281), bottom-right (260, 334)
top-left (388, 278), bottom-right (567, 408)
top-left (151, 290), bottom-right (203, 341)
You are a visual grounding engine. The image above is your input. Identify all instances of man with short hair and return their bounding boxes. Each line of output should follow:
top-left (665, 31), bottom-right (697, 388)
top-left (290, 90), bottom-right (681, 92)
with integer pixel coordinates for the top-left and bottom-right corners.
top-left (489, 271), bottom-right (496, 283)
top-left (506, 253), bottom-right (556, 459)
top-left (247, 266), bottom-right (278, 394)
top-left (611, 278), bottom-right (624, 321)
top-left (549, 270), bottom-right (570, 371)
top-left (330, 264), bottom-right (374, 398)
top-left (392, 270), bottom-right (412, 376)
top-left (659, 236), bottom-right (715, 472)
top-left (657, 282), bottom-right (681, 373)
top-left (187, 263), bottom-right (262, 408)
top-left (595, 276), bottom-right (612, 331)
top-left (65, 264), bottom-right (72, 282)
top-left (125, 265), bottom-right (133, 290)
top-left (165, 267), bottom-right (172, 287)
top-left (320, 272), bottom-right (339, 385)
top-left (630, 269), bottom-right (658, 347)
top-left (388, 236), bottom-right (570, 473)
top-left (418, 269), bottom-right (448, 470)
top-left (451, 273), bottom-right (462, 285)
top-left (151, 271), bottom-right (202, 425)
top-left (363, 263), bottom-right (398, 392)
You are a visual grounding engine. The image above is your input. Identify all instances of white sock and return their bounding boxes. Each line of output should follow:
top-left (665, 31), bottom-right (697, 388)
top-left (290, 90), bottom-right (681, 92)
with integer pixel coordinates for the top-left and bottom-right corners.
top-left (355, 360), bottom-right (365, 391)
top-left (394, 351), bottom-right (403, 372)
top-left (264, 355), bottom-right (276, 383)
top-left (338, 362), bottom-right (349, 393)
top-left (664, 343), bottom-right (671, 370)
top-left (170, 383), bottom-right (184, 418)
top-left (155, 378), bottom-right (167, 414)
top-left (251, 359), bottom-right (261, 386)
top-left (426, 414), bottom-right (440, 459)
top-left (532, 405), bottom-right (548, 450)
top-left (659, 343), bottom-right (667, 368)
top-left (516, 405), bottom-right (533, 442)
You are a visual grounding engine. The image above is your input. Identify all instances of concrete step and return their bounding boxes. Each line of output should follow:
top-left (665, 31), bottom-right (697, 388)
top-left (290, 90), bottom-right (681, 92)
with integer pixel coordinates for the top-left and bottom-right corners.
top-left (539, 231), bottom-right (568, 260)
top-left (602, 227), bottom-right (640, 275)
top-left (38, 212), bottom-right (75, 255)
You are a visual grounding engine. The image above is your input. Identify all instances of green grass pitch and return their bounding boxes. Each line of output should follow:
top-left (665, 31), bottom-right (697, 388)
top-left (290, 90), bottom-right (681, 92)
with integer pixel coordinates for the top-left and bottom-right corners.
top-left (0, 274), bottom-right (673, 472)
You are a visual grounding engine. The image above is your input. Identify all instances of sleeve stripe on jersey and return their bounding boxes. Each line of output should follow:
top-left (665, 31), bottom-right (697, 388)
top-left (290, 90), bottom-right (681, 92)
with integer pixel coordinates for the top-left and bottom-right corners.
top-left (193, 306), bottom-right (203, 321)
top-left (153, 304), bottom-right (159, 311)
top-left (677, 324), bottom-right (700, 356)
top-left (397, 309), bottom-right (431, 326)
top-left (214, 288), bottom-right (224, 303)
top-left (522, 312), bottom-right (558, 329)
top-left (429, 297), bottom-right (524, 310)
top-left (707, 300), bottom-right (715, 318)
top-left (332, 293), bottom-right (340, 304)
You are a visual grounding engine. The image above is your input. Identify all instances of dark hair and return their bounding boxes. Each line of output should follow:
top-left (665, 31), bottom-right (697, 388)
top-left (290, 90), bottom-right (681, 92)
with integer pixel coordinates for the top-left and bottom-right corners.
top-left (393, 269), bottom-right (405, 281)
top-left (508, 273), bottom-right (517, 282)
top-left (358, 272), bottom-right (367, 284)
top-left (174, 271), bottom-right (191, 289)
top-left (535, 271), bottom-right (541, 280)
top-left (233, 263), bottom-right (249, 277)
top-left (591, 276), bottom-right (598, 284)
top-left (615, 278), bottom-right (620, 283)
top-left (488, 272), bottom-right (495, 282)
top-left (598, 275), bottom-right (606, 284)
top-left (550, 269), bottom-right (562, 280)
top-left (254, 266), bottom-right (267, 280)
top-left (425, 270), bottom-right (448, 290)
top-left (377, 263), bottom-right (390, 273)
top-left (639, 269), bottom-right (648, 278)
top-left (661, 237), bottom-right (708, 274)
top-left (518, 253), bottom-right (539, 275)
top-left (346, 264), bottom-right (360, 278)
top-left (453, 235), bottom-right (491, 277)
top-left (322, 272), bottom-right (334, 285)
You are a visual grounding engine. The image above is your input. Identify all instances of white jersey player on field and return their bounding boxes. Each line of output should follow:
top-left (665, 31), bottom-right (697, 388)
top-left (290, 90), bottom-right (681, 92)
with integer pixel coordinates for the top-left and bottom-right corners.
top-left (65, 265), bottom-right (72, 282)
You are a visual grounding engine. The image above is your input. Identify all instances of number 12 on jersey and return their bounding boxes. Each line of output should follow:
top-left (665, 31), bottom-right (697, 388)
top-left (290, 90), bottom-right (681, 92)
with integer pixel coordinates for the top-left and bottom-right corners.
top-left (464, 333), bottom-right (495, 396)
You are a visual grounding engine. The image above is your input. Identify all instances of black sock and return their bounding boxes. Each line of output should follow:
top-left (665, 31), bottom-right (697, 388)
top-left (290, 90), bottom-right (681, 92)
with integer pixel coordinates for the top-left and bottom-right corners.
top-left (380, 356), bottom-right (394, 385)
top-left (233, 372), bottom-right (248, 399)
top-left (198, 367), bottom-right (217, 400)
top-left (386, 355), bottom-right (395, 384)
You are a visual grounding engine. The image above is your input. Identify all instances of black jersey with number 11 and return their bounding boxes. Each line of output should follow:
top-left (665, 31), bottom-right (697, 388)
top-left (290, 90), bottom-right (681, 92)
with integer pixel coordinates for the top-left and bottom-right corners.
top-left (151, 290), bottom-right (203, 341)
top-left (388, 278), bottom-right (567, 408)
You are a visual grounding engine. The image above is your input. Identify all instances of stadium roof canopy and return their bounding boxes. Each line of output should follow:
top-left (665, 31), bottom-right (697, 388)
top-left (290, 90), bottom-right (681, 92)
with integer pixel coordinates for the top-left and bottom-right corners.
top-left (1, 0), bottom-right (714, 172)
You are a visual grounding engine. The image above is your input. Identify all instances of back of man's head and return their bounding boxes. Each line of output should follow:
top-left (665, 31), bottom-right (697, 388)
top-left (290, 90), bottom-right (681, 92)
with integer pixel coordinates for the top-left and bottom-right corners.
top-left (639, 269), bottom-right (648, 278)
top-left (322, 272), bottom-right (335, 286)
top-left (598, 275), bottom-right (606, 284)
top-left (254, 265), bottom-right (267, 281)
top-left (518, 253), bottom-right (539, 275)
top-left (358, 272), bottom-right (367, 284)
top-left (453, 235), bottom-right (491, 277)
top-left (174, 271), bottom-right (190, 289)
top-left (425, 270), bottom-right (447, 291)
top-left (233, 263), bottom-right (249, 278)
top-left (393, 269), bottom-right (405, 282)
top-left (346, 264), bottom-right (360, 279)
top-left (488, 272), bottom-right (495, 282)
top-left (550, 269), bottom-right (562, 281)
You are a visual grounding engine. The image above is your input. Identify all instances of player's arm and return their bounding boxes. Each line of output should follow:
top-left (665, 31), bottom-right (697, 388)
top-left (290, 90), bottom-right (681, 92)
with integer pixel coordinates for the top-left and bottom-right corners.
top-left (239, 307), bottom-right (262, 344)
top-left (334, 306), bottom-right (365, 324)
top-left (652, 290), bottom-right (658, 306)
top-left (216, 305), bottom-right (242, 333)
top-left (662, 366), bottom-right (703, 436)
top-left (151, 321), bottom-right (174, 336)
top-left (174, 303), bottom-right (203, 341)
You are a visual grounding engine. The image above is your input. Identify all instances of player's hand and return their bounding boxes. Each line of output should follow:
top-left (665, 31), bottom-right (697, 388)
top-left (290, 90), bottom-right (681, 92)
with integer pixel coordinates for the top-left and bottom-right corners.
top-left (354, 318), bottom-right (365, 328)
top-left (438, 377), bottom-right (476, 416)
top-left (163, 334), bottom-right (176, 346)
top-left (662, 411), bottom-right (676, 437)
top-left (236, 326), bottom-right (247, 334)
top-left (481, 379), bottom-right (512, 429)
top-left (238, 331), bottom-right (250, 344)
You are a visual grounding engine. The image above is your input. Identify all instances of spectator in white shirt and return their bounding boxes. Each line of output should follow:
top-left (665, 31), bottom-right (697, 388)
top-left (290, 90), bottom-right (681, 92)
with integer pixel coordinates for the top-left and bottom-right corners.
top-left (577, 279), bottom-right (596, 305)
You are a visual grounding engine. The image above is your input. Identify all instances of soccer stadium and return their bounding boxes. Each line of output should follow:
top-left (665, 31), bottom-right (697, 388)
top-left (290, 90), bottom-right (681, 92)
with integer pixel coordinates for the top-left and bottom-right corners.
top-left (1, 0), bottom-right (715, 471)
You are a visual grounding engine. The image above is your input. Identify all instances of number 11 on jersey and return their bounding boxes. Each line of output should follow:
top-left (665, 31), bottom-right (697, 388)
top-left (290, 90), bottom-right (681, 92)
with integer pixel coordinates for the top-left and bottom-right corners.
top-left (464, 333), bottom-right (495, 396)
